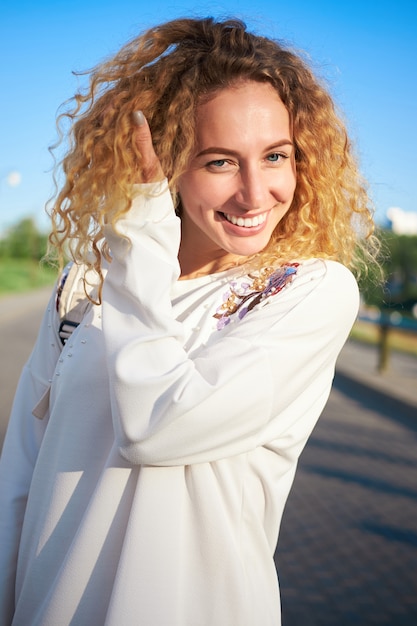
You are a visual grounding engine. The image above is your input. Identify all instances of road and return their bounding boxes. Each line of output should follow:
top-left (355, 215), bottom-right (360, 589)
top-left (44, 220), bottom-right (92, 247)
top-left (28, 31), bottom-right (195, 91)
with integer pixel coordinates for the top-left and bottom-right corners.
top-left (1, 288), bottom-right (416, 624)
top-left (0, 286), bottom-right (52, 449)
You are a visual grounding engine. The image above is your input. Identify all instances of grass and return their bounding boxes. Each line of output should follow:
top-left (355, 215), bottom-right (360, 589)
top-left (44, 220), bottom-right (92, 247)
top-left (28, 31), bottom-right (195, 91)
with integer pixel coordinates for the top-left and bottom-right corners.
top-left (0, 258), bottom-right (58, 295)
top-left (350, 319), bottom-right (417, 358)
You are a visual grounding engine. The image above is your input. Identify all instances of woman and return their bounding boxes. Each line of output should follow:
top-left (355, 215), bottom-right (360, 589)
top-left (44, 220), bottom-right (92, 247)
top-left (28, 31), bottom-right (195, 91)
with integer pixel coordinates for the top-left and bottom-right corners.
top-left (0, 17), bottom-right (377, 625)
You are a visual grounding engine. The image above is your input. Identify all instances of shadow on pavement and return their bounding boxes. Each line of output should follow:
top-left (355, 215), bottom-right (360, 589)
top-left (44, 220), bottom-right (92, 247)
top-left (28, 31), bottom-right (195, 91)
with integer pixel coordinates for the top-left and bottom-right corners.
top-left (333, 371), bottom-right (417, 430)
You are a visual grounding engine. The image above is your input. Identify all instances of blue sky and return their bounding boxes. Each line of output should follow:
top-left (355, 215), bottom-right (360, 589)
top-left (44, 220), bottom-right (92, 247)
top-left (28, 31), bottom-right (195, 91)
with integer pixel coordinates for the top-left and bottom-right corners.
top-left (0, 0), bottom-right (416, 233)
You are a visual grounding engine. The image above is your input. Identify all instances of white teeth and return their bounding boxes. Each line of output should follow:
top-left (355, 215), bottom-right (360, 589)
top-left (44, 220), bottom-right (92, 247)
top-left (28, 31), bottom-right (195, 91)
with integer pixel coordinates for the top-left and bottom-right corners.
top-left (225, 213), bottom-right (267, 228)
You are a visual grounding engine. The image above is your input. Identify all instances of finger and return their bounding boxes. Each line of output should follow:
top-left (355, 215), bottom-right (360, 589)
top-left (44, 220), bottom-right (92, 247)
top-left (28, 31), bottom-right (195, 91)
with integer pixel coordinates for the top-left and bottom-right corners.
top-left (132, 111), bottom-right (165, 183)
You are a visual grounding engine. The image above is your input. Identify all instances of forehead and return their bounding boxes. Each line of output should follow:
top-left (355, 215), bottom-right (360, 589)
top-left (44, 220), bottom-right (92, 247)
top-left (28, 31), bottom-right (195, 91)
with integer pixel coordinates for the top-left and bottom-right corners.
top-left (194, 81), bottom-right (292, 145)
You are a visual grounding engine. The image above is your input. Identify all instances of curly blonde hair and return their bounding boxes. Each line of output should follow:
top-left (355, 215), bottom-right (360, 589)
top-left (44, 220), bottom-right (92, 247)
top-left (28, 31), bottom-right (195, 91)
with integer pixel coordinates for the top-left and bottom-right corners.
top-left (48, 16), bottom-right (378, 294)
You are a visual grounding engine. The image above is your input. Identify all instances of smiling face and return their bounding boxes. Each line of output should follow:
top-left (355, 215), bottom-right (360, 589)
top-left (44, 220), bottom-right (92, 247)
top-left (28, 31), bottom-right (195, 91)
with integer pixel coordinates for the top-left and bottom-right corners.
top-left (177, 80), bottom-right (297, 278)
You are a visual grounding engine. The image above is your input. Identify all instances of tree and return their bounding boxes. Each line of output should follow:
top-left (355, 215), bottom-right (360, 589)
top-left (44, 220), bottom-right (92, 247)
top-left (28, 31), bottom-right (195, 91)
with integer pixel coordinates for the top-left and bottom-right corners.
top-left (359, 230), bottom-right (417, 372)
top-left (360, 231), bottom-right (417, 314)
top-left (0, 217), bottom-right (49, 260)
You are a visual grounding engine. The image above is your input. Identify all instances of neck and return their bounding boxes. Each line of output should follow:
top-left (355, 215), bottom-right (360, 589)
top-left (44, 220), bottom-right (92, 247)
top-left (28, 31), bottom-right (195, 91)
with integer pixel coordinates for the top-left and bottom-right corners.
top-left (178, 244), bottom-right (246, 280)
top-left (178, 254), bottom-right (244, 280)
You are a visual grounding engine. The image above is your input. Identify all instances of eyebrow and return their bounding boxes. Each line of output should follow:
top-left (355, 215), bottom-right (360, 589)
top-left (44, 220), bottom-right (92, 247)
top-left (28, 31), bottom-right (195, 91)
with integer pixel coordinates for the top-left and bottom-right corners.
top-left (195, 140), bottom-right (294, 158)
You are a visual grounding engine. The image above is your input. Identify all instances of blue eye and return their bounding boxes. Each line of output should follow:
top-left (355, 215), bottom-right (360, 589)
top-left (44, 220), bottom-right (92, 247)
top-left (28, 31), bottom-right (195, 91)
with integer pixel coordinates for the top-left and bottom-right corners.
top-left (267, 153), bottom-right (283, 162)
top-left (208, 159), bottom-right (227, 167)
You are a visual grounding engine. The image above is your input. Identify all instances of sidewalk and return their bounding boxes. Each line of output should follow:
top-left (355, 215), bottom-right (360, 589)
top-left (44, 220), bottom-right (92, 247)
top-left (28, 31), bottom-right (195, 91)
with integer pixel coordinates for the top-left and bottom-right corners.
top-left (336, 338), bottom-right (417, 410)
top-left (276, 338), bottom-right (417, 625)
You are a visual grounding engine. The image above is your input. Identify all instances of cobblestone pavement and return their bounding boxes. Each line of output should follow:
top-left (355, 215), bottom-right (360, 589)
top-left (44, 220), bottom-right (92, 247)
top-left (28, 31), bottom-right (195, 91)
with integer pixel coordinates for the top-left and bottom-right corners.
top-left (275, 342), bottom-right (417, 625)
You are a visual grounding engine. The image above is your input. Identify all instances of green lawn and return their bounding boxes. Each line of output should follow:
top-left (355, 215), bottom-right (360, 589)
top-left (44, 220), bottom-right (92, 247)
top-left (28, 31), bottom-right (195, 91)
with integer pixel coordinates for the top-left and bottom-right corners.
top-left (0, 259), bottom-right (58, 295)
top-left (350, 319), bottom-right (417, 358)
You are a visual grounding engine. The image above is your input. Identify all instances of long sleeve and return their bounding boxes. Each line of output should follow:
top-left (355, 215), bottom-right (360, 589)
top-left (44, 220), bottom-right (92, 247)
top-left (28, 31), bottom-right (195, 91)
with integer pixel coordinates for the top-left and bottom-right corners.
top-left (103, 182), bottom-right (359, 467)
top-left (0, 291), bottom-right (61, 624)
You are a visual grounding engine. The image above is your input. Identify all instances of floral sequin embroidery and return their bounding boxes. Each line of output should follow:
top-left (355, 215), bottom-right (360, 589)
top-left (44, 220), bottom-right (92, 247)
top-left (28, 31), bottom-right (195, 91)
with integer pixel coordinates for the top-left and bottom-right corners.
top-left (214, 263), bottom-right (299, 330)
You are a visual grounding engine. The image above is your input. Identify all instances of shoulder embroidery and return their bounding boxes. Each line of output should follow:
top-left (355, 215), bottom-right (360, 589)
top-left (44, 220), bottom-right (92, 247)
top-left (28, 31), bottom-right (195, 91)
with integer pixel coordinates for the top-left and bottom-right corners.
top-left (214, 263), bottom-right (299, 330)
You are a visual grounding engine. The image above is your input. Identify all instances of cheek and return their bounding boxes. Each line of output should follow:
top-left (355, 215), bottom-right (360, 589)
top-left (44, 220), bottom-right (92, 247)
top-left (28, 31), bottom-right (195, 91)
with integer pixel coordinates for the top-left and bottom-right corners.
top-left (278, 173), bottom-right (297, 206)
top-left (180, 174), bottom-right (231, 213)
top-left (289, 163), bottom-right (297, 196)
top-left (289, 177), bottom-right (297, 200)
top-left (178, 179), bottom-right (197, 217)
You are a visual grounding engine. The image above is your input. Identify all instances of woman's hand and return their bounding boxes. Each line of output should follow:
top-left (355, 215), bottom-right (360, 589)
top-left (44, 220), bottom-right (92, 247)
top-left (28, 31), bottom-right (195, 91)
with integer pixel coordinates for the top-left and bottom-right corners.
top-left (132, 111), bottom-right (165, 183)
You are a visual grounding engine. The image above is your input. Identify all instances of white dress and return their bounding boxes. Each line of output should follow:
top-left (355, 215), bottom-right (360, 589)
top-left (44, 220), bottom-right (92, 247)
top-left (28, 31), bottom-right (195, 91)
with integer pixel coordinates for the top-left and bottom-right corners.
top-left (0, 181), bottom-right (359, 625)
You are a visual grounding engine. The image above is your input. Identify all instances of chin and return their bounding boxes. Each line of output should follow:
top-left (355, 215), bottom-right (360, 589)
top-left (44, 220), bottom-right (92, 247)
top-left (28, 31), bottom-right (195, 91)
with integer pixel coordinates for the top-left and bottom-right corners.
top-left (228, 239), bottom-right (271, 258)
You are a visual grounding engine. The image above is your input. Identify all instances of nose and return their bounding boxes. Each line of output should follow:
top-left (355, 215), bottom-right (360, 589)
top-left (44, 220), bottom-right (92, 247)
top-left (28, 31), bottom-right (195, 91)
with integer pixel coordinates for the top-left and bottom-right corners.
top-left (234, 165), bottom-right (269, 211)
